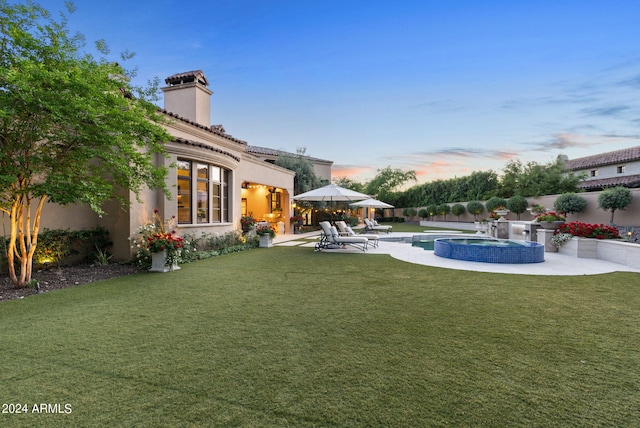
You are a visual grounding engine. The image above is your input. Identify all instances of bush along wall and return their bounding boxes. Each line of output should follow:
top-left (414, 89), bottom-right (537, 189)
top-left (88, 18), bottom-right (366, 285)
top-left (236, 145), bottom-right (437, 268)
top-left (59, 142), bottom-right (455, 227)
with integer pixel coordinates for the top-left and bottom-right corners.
top-left (1, 226), bottom-right (112, 273)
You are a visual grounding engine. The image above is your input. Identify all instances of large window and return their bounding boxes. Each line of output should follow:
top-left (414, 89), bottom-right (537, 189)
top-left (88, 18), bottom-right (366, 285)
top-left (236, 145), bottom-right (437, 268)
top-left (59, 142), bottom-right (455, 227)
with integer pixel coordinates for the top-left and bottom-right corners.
top-left (178, 159), bottom-right (229, 224)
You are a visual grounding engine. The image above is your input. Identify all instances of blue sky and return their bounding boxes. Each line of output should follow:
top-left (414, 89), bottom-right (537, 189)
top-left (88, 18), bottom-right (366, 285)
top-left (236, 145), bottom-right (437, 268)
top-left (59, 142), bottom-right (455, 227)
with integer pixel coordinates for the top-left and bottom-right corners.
top-left (35, 0), bottom-right (640, 185)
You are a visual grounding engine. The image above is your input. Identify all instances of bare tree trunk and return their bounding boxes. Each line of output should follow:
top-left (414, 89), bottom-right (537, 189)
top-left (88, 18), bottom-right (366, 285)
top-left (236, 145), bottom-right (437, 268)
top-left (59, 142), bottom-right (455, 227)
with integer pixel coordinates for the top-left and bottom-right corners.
top-left (7, 193), bottom-right (47, 288)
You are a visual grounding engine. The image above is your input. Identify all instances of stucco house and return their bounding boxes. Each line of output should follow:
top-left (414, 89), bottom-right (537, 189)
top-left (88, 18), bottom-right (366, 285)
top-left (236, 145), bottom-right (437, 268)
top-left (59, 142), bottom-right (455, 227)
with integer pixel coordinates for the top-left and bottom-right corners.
top-left (561, 145), bottom-right (640, 191)
top-left (10, 69), bottom-right (315, 260)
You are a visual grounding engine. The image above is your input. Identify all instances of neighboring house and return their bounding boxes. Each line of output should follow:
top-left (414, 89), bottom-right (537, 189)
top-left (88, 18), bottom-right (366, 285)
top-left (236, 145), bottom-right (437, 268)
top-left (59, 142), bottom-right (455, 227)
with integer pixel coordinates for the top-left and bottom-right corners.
top-left (561, 146), bottom-right (640, 191)
top-left (246, 145), bottom-right (333, 184)
top-left (7, 70), bottom-right (300, 260)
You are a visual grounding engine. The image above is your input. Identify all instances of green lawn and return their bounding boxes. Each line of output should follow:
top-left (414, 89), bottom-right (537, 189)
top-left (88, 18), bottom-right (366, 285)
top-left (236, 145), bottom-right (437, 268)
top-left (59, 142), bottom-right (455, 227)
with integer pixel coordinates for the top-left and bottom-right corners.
top-left (1, 245), bottom-right (639, 427)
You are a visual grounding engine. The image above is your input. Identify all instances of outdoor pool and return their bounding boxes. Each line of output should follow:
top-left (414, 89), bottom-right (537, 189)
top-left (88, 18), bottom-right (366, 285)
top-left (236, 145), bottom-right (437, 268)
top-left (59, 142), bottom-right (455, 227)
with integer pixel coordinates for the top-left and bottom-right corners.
top-left (434, 237), bottom-right (545, 264)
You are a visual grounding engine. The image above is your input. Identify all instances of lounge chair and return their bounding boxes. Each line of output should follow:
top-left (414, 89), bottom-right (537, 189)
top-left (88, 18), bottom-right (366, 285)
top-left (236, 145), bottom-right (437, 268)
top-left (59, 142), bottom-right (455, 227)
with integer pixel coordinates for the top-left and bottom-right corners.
top-left (316, 221), bottom-right (368, 252)
top-left (364, 218), bottom-right (392, 233)
top-left (335, 221), bottom-right (379, 248)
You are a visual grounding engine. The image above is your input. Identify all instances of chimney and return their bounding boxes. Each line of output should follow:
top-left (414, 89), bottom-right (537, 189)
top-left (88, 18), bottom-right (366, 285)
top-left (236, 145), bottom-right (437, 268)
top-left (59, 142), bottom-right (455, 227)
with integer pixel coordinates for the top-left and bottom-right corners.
top-left (161, 70), bottom-right (212, 127)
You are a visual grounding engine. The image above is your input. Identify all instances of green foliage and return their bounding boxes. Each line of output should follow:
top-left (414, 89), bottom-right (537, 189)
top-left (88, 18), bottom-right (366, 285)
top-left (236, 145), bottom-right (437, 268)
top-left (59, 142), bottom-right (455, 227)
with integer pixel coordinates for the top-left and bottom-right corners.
top-left (132, 230), bottom-right (255, 269)
top-left (403, 207), bottom-right (417, 218)
top-left (598, 187), bottom-right (633, 223)
top-left (554, 193), bottom-right (587, 215)
top-left (418, 208), bottom-right (429, 219)
top-left (0, 1), bottom-right (171, 285)
top-left (507, 195), bottom-right (528, 220)
top-left (402, 171), bottom-right (499, 207)
top-left (333, 176), bottom-right (365, 193)
top-left (499, 159), bottom-right (583, 198)
top-left (364, 166), bottom-right (416, 202)
top-left (2, 226), bottom-right (112, 269)
top-left (466, 200), bottom-right (485, 220)
top-left (451, 203), bottom-right (466, 220)
top-left (426, 204), bottom-right (438, 219)
top-left (436, 203), bottom-right (451, 219)
top-left (274, 148), bottom-right (322, 196)
top-left (485, 196), bottom-right (507, 212)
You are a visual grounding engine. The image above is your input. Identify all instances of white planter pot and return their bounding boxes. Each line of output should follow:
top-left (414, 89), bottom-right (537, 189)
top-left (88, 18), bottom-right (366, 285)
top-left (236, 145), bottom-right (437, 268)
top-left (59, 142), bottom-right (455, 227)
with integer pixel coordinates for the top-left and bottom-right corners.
top-left (149, 250), bottom-right (180, 272)
top-left (259, 235), bottom-right (273, 248)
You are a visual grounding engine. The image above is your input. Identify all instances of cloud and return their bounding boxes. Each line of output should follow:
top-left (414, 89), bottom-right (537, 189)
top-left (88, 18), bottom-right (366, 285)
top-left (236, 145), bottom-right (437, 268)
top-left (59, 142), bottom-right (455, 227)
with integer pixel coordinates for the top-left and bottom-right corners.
top-left (331, 164), bottom-right (372, 179)
top-left (532, 132), bottom-right (640, 152)
top-left (581, 105), bottom-right (631, 117)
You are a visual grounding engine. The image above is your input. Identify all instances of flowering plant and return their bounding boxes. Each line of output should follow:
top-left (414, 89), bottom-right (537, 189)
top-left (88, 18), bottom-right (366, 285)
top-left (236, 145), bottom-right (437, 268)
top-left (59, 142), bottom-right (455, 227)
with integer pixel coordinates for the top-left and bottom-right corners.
top-left (255, 224), bottom-right (276, 238)
top-left (554, 221), bottom-right (619, 240)
top-left (130, 209), bottom-right (184, 268)
top-left (535, 211), bottom-right (566, 222)
top-left (240, 215), bottom-right (256, 230)
top-left (551, 232), bottom-right (574, 248)
top-left (290, 215), bottom-right (305, 223)
top-left (530, 203), bottom-right (546, 214)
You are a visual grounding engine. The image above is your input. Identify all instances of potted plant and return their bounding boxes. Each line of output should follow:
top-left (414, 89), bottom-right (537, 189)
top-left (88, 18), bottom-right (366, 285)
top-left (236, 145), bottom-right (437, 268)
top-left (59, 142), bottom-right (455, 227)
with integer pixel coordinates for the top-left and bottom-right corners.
top-left (492, 205), bottom-right (510, 218)
top-left (534, 211), bottom-right (566, 229)
top-left (134, 209), bottom-right (185, 272)
top-left (290, 215), bottom-right (305, 234)
top-left (256, 224), bottom-right (276, 247)
top-left (240, 215), bottom-right (256, 233)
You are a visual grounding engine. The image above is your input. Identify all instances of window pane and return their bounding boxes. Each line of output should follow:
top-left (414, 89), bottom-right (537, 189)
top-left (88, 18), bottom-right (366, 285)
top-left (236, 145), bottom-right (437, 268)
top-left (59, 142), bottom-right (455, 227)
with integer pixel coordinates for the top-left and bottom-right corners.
top-left (211, 166), bottom-right (221, 182)
top-left (177, 160), bottom-right (192, 223)
top-left (197, 163), bottom-right (208, 179)
top-left (212, 184), bottom-right (221, 222)
top-left (197, 179), bottom-right (209, 223)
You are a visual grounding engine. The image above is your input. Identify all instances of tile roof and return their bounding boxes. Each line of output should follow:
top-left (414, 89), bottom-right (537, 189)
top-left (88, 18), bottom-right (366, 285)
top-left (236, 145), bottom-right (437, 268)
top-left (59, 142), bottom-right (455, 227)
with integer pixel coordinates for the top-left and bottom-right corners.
top-left (246, 145), bottom-right (333, 164)
top-left (564, 146), bottom-right (640, 170)
top-left (161, 109), bottom-right (247, 145)
top-left (578, 174), bottom-right (640, 190)
top-left (164, 70), bottom-right (209, 87)
top-left (172, 138), bottom-right (241, 162)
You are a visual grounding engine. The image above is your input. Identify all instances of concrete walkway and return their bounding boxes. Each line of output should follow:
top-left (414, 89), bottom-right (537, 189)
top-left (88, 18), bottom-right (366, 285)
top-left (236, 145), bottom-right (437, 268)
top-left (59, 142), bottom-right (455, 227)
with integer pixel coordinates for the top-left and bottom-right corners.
top-left (273, 231), bottom-right (640, 276)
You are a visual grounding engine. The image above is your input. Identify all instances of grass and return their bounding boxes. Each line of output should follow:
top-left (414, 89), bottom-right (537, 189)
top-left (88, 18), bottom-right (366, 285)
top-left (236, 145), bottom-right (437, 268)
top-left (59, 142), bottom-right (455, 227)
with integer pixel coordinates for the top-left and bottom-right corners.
top-left (1, 244), bottom-right (639, 426)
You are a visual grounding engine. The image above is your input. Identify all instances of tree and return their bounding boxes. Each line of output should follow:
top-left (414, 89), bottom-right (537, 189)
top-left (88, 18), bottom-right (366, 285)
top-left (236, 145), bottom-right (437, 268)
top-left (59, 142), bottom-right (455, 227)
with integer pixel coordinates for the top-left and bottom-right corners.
top-left (436, 203), bottom-right (451, 221)
top-left (451, 203), bottom-right (466, 220)
top-left (418, 208), bottom-right (429, 220)
top-left (553, 193), bottom-right (587, 218)
top-left (499, 159), bottom-right (584, 197)
top-left (0, 2), bottom-right (172, 287)
top-left (426, 204), bottom-right (438, 220)
top-left (364, 166), bottom-right (416, 202)
top-left (598, 187), bottom-right (633, 223)
top-left (485, 196), bottom-right (507, 212)
top-left (507, 195), bottom-right (528, 220)
top-left (402, 207), bottom-right (417, 220)
top-left (333, 176), bottom-right (365, 193)
top-left (274, 148), bottom-right (322, 196)
top-left (466, 201), bottom-right (485, 221)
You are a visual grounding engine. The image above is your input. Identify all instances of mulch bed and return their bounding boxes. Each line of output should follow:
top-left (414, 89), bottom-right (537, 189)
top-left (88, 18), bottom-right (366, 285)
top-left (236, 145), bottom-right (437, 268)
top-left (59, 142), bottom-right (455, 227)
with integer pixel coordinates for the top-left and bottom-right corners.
top-left (0, 263), bottom-right (141, 302)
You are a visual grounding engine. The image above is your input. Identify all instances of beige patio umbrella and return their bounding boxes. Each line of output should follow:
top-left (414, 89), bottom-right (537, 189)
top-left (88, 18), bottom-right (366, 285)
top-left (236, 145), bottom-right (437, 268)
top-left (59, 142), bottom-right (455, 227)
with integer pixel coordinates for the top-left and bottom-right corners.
top-left (350, 198), bottom-right (395, 220)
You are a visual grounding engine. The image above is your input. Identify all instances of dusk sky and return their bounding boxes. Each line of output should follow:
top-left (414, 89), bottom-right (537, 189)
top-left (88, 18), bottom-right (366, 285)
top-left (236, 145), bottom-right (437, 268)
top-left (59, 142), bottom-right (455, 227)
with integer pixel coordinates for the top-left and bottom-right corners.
top-left (35, 0), bottom-right (640, 185)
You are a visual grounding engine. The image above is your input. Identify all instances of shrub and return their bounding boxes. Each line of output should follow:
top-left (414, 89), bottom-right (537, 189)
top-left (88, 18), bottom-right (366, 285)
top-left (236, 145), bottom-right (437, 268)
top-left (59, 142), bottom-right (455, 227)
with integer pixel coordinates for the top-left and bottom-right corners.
top-left (436, 203), bottom-right (451, 220)
top-left (403, 207), bottom-right (417, 219)
top-left (466, 201), bottom-right (485, 220)
top-left (554, 193), bottom-right (587, 216)
top-left (598, 187), bottom-right (632, 223)
top-left (426, 204), bottom-right (438, 220)
top-left (486, 197), bottom-right (508, 212)
top-left (451, 203), bottom-right (466, 220)
top-left (554, 221), bottom-right (620, 240)
top-left (507, 195), bottom-right (528, 220)
top-left (418, 208), bottom-right (429, 220)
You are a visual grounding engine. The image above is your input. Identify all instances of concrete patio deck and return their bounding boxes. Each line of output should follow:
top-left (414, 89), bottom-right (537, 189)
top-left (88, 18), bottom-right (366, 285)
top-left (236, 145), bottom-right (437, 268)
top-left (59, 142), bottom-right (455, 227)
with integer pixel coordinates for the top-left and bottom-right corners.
top-left (273, 231), bottom-right (640, 276)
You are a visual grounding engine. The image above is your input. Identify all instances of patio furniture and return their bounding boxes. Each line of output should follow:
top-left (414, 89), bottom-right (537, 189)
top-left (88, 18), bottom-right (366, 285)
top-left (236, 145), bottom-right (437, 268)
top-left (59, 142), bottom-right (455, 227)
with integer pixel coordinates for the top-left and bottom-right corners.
top-left (316, 221), bottom-right (369, 252)
top-left (364, 218), bottom-right (392, 233)
top-left (335, 221), bottom-right (379, 248)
